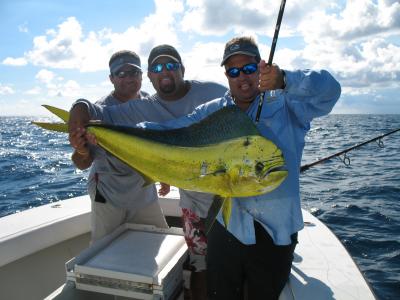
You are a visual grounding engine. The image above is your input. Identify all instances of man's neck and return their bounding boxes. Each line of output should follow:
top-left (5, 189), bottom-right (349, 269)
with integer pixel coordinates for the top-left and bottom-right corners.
top-left (157, 81), bottom-right (190, 101)
top-left (113, 91), bottom-right (140, 103)
top-left (232, 95), bottom-right (255, 112)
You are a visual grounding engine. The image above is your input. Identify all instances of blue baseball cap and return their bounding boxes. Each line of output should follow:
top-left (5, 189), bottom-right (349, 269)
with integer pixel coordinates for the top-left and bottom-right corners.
top-left (109, 50), bottom-right (142, 74)
top-left (221, 39), bottom-right (261, 66)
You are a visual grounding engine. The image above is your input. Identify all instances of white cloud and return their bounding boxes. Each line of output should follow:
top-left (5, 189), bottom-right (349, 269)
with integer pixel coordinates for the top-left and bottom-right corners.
top-left (33, 69), bottom-right (81, 98)
top-left (0, 84), bottom-right (15, 95)
top-left (183, 41), bottom-right (227, 85)
top-left (3, 0), bottom-right (184, 73)
top-left (2, 57), bottom-right (27, 66)
top-left (35, 69), bottom-right (56, 84)
top-left (180, 0), bottom-right (333, 36)
top-left (299, 0), bottom-right (400, 44)
top-left (25, 86), bottom-right (42, 95)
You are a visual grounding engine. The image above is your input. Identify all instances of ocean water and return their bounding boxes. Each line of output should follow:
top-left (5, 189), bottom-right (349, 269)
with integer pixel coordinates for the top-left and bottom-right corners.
top-left (0, 114), bottom-right (399, 299)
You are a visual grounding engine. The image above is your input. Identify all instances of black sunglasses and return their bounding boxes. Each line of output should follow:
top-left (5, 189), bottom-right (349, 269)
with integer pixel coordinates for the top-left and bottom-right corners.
top-left (226, 63), bottom-right (258, 78)
top-left (113, 69), bottom-right (141, 78)
top-left (150, 62), bottom-right (181, 73)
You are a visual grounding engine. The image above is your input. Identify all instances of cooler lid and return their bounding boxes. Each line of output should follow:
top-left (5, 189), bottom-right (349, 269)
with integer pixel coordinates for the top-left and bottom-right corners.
top-left (71, 225), bottom-right (187, 285)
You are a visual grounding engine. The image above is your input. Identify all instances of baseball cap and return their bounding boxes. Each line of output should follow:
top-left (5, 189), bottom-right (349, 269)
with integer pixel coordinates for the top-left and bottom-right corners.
top-left (148, 44), bottom-right (182, 66)
top-left (221, 39), bottom-right (261, 66)
top-left (109, 50), bottom-right (142, 74)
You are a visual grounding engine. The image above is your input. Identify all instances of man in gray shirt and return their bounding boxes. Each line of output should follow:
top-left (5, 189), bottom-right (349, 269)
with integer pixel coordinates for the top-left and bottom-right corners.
top-left (69, 45), bottom-right (227, 300)
top-left (70, 50), bottom-right (168, 243)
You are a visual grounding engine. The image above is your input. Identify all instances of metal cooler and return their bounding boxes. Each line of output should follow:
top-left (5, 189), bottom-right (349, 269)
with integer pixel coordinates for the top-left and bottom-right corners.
top-left (65, 224), bottom-right (188, 299)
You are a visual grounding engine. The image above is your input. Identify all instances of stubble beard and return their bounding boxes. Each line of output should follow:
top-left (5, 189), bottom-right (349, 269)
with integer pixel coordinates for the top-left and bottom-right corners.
top-left (159, 79), bottom-right (176, 94)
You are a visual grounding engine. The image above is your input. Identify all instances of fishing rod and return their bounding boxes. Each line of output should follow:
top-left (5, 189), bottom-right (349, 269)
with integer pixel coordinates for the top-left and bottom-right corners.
top-left (255, 0), bottom-right (286, 123)
top-left (300, 128), bottom-right (400, 173)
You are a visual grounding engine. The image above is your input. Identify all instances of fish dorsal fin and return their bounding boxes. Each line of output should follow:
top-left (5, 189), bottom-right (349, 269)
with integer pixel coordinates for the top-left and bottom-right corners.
top-left (88, 105), bottom-right (259, 147)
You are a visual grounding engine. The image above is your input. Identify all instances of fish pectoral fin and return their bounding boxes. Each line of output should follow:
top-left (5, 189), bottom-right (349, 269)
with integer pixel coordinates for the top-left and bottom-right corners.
top-left (200, 168), bottom-right (226, 178)
top-left (222, 197), bottom-right (232, 228)
top-left (204, 195), bottom-right (224, 234)
top-left (32, 121), bottom-right (68, 133)
top-left (204, 196), bottom-right (232, 233)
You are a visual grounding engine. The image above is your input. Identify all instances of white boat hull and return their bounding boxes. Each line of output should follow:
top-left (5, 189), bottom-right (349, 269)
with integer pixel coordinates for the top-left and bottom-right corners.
top-left (0, 190), bottom-right (375, 299)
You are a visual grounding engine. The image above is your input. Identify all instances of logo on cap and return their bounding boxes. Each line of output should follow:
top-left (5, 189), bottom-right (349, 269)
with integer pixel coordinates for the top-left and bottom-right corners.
top-left (229, 44), bottom-right (240, 51)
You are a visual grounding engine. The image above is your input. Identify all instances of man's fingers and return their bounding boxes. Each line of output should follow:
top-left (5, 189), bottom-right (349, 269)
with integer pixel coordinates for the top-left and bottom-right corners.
top-left (86, 133), bottom-right (97, 145)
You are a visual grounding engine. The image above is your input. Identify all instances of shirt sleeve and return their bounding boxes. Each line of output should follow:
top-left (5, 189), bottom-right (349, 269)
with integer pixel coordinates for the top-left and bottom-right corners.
top-left (72, 98), bottom-right (143, 125)
top-left (284, 69), bottom-right (341, 124)
top-left (72, 98), bottom-right (106, 121)
top-left (138, 97), bottom-right (226, 130)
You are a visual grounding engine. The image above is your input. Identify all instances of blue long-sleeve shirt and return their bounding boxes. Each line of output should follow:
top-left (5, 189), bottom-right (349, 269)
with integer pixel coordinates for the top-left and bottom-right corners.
top-left (139, 69), bottom-right (341, 245)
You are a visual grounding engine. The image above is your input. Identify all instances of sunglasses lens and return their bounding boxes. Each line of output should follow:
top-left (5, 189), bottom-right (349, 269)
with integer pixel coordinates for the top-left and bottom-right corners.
top-left (242, 64), bottom-right (258, 74)
top-left (227, 68), bottom-right (240, 78)
top-left (151, 64), bottom-right (163, 73)
top-left (115, 71), bottom-right (127, 78)
top-left (165, 62), bottom-right (180, 71)
top-left (115, 69), bottom-right (141, 78)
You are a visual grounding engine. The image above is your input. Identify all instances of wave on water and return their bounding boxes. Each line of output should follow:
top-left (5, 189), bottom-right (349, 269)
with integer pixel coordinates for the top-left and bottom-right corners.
top-left (0, 116), bottom-right (88, 216)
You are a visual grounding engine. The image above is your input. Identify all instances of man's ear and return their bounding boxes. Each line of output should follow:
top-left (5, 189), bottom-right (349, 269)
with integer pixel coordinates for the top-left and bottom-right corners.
top-left (181, 65), bottom-right (185, 77)
top-left (109, 74), bottom-right (115, 85)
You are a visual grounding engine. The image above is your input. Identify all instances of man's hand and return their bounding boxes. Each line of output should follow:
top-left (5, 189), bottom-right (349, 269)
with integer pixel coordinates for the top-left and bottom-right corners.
top-left (158, 182), bottom-right (170, 197)
top-left (68, 103), bottom-right (90, 150)
top-left (70, 127), bottom-right (89, 155)
top-left (258, 60), bottom-right (285, 92)
top-left (69, 103), bottom-right (93, 169)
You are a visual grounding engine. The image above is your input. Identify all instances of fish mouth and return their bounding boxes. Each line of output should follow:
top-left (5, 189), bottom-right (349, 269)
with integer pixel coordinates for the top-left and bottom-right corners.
top-left (261, 165), bottom-right (287, 179)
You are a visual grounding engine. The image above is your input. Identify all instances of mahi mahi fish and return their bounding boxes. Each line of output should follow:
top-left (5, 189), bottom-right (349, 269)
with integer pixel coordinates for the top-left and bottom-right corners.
top-left (33, 105), bottom-right (288, 228)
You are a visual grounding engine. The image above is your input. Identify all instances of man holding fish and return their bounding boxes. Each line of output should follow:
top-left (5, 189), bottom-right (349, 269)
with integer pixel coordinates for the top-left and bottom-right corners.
top-left (70, 50), bottom-right (170, 243)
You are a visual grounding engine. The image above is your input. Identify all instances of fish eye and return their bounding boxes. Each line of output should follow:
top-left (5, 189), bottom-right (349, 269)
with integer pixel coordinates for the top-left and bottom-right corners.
top-left (255, 162), bottom-right (265, 174)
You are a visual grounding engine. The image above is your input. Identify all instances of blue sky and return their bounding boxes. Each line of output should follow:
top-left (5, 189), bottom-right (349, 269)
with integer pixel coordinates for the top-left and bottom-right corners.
top-left (1, 0), bottom-right (399, 116)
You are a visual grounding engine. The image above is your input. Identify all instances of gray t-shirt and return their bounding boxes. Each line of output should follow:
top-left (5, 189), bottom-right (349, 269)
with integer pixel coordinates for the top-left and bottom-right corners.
top-left (79, 80), bottom-right (228, 217)
top-left (87, 91), bottom-right (158, 212)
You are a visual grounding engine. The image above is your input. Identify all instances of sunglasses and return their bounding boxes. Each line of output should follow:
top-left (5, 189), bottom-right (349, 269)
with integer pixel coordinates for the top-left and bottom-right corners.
top-left (226, 63), bottom-right (258, 78)
top-left (150, 62), bottom-right (181, 73)
top-left (114, 69), bottom-right (141, 78)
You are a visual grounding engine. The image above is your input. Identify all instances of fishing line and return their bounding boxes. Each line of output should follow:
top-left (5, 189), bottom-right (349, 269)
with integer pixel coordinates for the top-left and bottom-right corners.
top-left (255, 0), bottom-right (286, 123)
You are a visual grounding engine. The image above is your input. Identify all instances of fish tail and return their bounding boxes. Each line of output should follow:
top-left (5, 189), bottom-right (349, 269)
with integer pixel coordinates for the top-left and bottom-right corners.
top-left (31, 121), bottom-right (68, 133)
top-left (42, 105), bottom-right (70, 122)
top-left (32, 105), bottom-right (70, 133)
